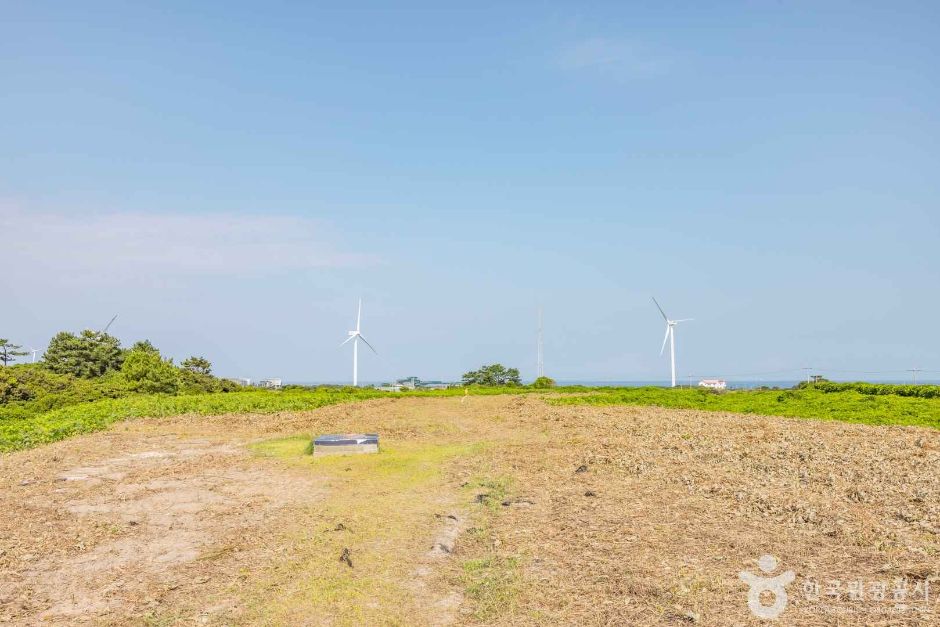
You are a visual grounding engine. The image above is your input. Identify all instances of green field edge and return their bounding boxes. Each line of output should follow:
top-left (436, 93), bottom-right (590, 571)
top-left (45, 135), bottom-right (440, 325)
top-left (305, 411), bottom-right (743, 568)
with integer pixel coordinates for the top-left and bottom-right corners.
top-left (4, 385), bottom-right (940, 454)
top-left (549, 387), bottom-right (940, 431)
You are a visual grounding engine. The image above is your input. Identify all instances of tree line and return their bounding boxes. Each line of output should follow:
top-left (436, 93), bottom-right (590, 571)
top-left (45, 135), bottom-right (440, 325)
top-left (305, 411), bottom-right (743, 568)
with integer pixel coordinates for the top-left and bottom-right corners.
top-left (1, 330), bottom-right (238, 411)
top-left (461, 363), bottom-right (555, 388)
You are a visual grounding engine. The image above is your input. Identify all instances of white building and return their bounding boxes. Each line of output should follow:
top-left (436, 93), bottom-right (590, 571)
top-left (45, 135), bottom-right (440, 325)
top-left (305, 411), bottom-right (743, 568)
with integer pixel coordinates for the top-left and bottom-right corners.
top-left (258, 378), bottom-right (282, 390)
top-left (376, 384), bottom-right (403, 392)
top-left (698, 379), bottom-right (727, 390)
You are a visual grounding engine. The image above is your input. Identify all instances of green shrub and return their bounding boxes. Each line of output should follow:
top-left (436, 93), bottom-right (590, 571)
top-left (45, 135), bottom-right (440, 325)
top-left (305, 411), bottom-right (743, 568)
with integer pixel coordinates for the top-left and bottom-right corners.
top-left (121, 349), bottom-right (180, 394)
top-left (44, 330), bottom-right (124, 378)
top-left (801, 381), bottom-right (940, 399)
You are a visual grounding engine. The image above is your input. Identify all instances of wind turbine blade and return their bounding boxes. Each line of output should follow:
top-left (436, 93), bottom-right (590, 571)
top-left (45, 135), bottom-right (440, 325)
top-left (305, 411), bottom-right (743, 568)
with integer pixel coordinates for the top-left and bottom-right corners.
top-left (357, 298), bottom-right (362, 332)
top-left (340, 335), bottom-right (356, 347)
top-left (651, 297), bottom-right (668, 321)
top-left (660, 325), bottom-right (670, 355)
top-left (672, 318), bottom-right (694, 323)
top-left (357, 335), bottom-right (377, 354)
top-left (103, 314), bottom-right (118, 333)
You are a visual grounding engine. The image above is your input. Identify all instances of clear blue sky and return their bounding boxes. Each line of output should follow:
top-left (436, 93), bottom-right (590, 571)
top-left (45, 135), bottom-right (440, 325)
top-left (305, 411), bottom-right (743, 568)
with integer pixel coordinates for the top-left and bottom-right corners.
top-left (2, 1), bottom-right (938, 383)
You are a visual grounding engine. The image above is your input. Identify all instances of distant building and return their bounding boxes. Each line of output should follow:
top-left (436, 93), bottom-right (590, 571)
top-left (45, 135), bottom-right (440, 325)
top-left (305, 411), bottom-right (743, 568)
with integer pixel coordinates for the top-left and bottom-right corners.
top-left (230, 377), bottom-right (252, 387)
top-left (396, 376), bottom-right (420, 390)
top-left (376, 384), bottom-right (403, 392)
top-left (698, 379), bottom-right (727, 390)
top-left (258, 378), bottom-right (282, 390)
top-left (419, 381), bottom-right (450, 390)
top-left (390, 376), bottom-right (456, 391)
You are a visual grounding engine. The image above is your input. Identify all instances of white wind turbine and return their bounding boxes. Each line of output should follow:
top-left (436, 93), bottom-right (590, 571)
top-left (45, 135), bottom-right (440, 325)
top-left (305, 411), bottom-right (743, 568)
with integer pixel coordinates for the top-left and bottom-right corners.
top-left (28, 347), bottom-right (40, 363)
top-left (340, 298), bottom-right (376, 387)
top-left (652, 297), bottom-right (692, 388)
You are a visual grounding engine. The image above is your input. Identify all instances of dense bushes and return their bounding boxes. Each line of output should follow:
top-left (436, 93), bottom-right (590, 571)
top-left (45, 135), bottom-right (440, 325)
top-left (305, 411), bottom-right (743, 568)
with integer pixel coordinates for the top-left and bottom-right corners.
top-left (1, 330), bottom-right (243, 422)
top-left (799, 381), bottom-right (940, 399)
top-left (0, 365), bottom-right (127, 412)
top-left (44, 331), bottom-right (124, 378)
top-left (462, 364), bottom-right (522, 386)
top-left (122, 348), bottom-right (181, 394)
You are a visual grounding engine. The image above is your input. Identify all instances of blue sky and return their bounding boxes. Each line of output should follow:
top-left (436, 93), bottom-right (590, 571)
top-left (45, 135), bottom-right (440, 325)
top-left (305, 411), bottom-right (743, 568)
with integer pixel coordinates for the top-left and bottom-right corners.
top-left (2, 1), bottom-right (938, 383)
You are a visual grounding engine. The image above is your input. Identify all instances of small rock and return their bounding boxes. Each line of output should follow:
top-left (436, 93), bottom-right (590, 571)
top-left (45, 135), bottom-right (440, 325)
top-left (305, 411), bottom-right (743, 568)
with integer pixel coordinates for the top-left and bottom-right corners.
top-left (897, 509), bottom-right (919, 523)
top-left (584, 491), bottom-right (597, 497)
top-left (847, 488), bottom-right (868, 503)
top-left (575, 464), bottom-right (588, 473)
top-left (340, 548), bottom-right (353, 568)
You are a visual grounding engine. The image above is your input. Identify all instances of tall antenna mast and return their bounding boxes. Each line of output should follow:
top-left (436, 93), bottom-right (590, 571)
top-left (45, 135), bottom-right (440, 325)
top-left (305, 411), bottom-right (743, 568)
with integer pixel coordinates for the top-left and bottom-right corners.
top-left (537, 307), bottom-right (544, 378)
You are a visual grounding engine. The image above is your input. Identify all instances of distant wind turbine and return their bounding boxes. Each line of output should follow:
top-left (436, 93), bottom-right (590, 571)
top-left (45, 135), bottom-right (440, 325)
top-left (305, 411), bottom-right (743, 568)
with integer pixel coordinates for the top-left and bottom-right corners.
top-left (28, 347), bottom-right (39, 363)
top-left (340, 299), bottom-right (376, 387)
top-left (652, 297), bottom-right (692, 388)
top-left (102, 314), bottom-right (118, 333)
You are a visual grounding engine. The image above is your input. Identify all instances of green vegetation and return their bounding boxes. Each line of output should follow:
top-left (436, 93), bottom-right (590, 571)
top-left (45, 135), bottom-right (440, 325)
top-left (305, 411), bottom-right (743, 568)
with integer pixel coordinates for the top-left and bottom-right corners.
top-left (462, 363), bottom-right (522, 386)
top-left (121, 346), bottom-right (182, 394)
top-left (0, 339), bottom-right (28, 366)
top-left (243, 436), bottom-right (485, 624)
top-left (531, 375), bottom-right (556, 389)
top-left (550, 386), bottom-right (940, 430)
top-left (1, 387), bottom-right (384, 452)
top-left (44, 330), bottom-right (124, 377)
top-left (1, 328), bottom-right (245, 423)
top-left (801, 380), bottom-right (940, 399)
top-left (7, 330), bottom-right (940, 456)
top-left (461, 556), bottom-right (520, 620)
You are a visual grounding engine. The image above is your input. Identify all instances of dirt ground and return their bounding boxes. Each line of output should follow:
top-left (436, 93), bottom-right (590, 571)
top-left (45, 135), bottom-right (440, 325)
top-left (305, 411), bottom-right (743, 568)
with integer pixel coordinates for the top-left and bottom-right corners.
top-left (1, 396), bottom-right (938, 625)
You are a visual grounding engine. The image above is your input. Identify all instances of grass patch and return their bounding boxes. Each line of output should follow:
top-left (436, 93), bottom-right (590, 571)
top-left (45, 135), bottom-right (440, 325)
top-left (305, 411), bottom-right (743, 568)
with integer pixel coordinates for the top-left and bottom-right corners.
top-left (241, 435), bottom-right (487, 625)
top-left (549, 387), bottom-right (940, 429)
top-left (464, 475), bottom-right (513, 510)
top-left (462, 556), bottom-right (520, 620)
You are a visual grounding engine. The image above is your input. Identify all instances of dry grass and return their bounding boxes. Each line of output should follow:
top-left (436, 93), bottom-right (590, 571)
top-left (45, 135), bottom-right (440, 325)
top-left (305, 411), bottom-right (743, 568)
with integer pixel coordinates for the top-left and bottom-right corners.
top-left (1, 396), bottom-right (938, 625)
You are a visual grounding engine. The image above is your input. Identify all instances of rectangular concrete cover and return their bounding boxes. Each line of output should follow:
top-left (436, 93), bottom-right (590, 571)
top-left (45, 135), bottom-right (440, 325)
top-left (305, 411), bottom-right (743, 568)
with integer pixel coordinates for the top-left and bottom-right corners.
top-left (313, 433), bottom-right (379, 457)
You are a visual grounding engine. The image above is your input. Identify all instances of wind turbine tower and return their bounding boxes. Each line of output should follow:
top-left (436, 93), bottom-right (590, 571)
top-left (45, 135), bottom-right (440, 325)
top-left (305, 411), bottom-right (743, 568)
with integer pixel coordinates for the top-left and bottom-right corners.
top-left (537, 307), bottom-right (544, 379)
top-left (340, 299), bottom-right (376, 387)
top-left (652, 297), bottom-right (693, 388)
